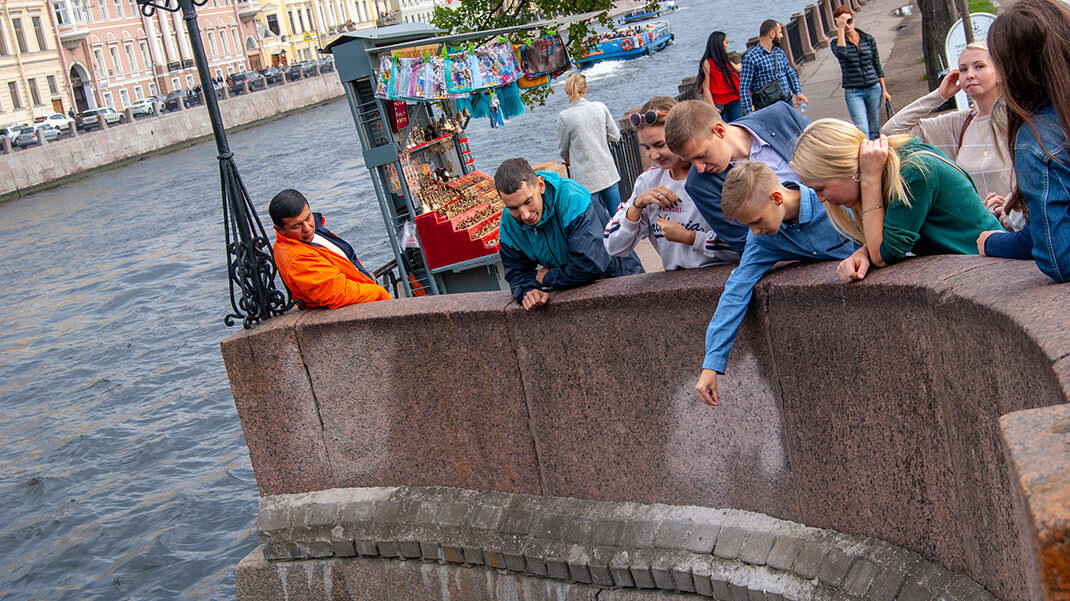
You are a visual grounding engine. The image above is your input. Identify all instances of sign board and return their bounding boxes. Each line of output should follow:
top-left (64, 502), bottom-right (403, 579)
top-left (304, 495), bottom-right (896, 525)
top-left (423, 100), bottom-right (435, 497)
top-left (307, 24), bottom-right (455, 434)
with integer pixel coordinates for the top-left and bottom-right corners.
top-left (944, 12), bottom-right (996, 110)
top-left (302, 31), bottom-right (314, 42)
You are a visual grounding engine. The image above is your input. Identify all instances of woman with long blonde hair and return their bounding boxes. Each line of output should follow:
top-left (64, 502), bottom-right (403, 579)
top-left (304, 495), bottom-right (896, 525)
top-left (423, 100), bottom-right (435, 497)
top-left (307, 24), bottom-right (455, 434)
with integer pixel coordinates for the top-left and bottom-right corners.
top-left (789, 119), bottom-right (1003, 281)
top-left (881, 41), bottom-right (1017, 227)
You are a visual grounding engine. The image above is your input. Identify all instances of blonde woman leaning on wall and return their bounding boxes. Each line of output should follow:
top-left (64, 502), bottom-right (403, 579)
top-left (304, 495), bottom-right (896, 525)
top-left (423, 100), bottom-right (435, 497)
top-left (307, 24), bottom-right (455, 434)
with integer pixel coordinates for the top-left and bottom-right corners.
top-left (790, 119), bottom-right (1003, 282)
top-left (880, 42), bottom-right (1020, 228)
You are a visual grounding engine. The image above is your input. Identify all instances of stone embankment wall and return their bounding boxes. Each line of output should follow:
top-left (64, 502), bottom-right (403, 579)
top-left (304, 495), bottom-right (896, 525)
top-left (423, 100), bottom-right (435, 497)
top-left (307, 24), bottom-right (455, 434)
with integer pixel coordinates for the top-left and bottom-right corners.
top-left (221, 257), bottom-right (1070, 601)
top-left (0, 74), bottom-right (345, 199)
top-left (236, 486), bottom-right (998, 601)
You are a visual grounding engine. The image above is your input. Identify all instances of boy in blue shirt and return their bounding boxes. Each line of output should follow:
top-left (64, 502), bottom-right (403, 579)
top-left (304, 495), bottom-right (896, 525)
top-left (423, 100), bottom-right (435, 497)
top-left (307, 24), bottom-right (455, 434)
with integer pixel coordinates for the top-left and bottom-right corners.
top-left (696, 161), bottom-right (858, 405)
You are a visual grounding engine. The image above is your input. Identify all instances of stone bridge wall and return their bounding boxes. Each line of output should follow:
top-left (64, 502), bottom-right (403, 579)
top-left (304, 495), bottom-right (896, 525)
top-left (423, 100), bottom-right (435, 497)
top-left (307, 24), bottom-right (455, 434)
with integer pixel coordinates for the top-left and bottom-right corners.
top-left (221, 257), bottom-right (1070, 601)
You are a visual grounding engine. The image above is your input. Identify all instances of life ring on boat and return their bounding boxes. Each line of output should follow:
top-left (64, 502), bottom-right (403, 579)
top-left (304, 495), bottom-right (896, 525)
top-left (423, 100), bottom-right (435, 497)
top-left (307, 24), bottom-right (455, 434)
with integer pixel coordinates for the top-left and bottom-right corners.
top-left (621, 38), bottom-right (634, 52)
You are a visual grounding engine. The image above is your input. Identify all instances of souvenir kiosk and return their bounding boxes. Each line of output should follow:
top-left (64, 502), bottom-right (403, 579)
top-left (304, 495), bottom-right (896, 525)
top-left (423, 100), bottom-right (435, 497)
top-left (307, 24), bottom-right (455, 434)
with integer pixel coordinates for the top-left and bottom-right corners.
top-left (324, 25), bottom-right (513, 297)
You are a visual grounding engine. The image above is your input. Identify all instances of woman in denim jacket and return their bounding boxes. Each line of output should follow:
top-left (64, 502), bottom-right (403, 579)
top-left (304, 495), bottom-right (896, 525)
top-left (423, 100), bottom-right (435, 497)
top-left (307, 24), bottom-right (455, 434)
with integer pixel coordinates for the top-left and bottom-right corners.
top-left (980, 0), bottom-right (1070, 283)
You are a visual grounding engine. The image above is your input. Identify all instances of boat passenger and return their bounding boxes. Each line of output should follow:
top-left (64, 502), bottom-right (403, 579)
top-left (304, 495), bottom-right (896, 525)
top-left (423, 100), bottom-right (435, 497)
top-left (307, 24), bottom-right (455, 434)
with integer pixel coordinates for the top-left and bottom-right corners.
top-left (557, 73), bottom-right (623, 214)
top-left (604, 96), bottom-right (739, 269)
top-left (496, 158), bottom-right (643, 311)
top-left (663, 98), bottom-right (811, 256)
top-left (269, 189), bottom-right (392, 309)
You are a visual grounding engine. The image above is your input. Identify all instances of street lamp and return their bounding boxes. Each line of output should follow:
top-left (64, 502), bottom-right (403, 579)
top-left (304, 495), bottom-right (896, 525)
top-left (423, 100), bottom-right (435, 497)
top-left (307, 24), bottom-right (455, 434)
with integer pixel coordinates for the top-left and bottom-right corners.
top-left (138, 0), bottom-right (296, 328)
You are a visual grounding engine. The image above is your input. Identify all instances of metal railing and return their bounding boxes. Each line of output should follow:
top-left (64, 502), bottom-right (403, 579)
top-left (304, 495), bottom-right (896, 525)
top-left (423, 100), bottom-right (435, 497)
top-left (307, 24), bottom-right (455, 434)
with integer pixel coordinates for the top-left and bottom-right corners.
top-left (608, 128), bottom-right (644, 202)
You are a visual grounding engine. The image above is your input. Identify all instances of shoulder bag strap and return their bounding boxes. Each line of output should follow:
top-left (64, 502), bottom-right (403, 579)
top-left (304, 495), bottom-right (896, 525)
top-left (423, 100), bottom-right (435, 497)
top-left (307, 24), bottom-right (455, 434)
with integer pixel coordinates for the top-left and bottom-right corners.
top-left (957, 112), bottom-right (976, 152)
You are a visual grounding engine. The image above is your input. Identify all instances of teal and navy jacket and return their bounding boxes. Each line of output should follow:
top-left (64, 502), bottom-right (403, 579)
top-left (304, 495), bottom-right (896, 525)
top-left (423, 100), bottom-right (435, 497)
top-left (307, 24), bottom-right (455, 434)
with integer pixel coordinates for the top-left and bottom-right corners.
top-left (499, 171), bottom-right (643, 303)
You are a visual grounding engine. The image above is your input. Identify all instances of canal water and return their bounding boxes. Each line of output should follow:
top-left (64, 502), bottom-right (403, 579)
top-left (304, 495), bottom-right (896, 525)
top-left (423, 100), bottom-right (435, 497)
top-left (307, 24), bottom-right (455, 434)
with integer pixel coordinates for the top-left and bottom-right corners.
top-left (0, 1), bottom-right (805, 599)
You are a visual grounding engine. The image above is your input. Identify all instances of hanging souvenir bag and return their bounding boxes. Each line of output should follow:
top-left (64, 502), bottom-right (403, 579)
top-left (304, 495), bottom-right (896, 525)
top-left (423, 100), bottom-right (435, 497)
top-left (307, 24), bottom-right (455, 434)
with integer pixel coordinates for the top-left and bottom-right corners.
top-left (375, 55), bottom-right (393, 98)
top-left (522, 33), bottom-right (570, 76)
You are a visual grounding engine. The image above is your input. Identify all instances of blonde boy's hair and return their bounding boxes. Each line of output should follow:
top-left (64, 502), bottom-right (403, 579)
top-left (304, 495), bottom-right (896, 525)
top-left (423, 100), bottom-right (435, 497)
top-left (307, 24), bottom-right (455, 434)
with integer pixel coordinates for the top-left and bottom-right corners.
top-left (789, 118), bottom-right (916, 243)
top-left (664, 99), bottom-right (724, 154)
top-left (722, 161), bottom-right (781, 221)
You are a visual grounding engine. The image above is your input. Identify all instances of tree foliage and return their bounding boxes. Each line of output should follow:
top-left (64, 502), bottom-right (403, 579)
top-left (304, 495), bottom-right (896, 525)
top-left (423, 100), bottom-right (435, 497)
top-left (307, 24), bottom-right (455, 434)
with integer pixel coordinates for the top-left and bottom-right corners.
top-left (432, 0), bottom-right (648, 105)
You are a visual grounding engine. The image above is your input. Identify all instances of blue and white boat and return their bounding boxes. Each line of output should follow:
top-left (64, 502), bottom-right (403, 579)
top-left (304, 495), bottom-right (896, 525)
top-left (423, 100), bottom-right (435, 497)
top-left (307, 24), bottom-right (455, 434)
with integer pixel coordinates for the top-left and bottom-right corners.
top-left (617, 0), bottom-right (678, 24)
top-left (577, 22), bottom-right (674, 67)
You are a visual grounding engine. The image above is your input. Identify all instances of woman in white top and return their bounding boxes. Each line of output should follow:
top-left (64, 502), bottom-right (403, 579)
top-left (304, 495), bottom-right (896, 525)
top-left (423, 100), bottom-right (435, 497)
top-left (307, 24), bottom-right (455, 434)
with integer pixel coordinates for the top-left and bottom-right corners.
top-left (881, 41), bottom-right (1021, 228)
top-left (557, 73), bottom-right (624, 213)
top-left (604, 96), bottom-right (739, 270)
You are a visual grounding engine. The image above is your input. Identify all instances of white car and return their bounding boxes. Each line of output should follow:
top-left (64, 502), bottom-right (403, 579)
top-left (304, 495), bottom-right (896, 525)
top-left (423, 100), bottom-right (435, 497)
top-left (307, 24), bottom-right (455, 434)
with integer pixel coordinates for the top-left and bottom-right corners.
top-left (129, 96), bottom-right (164, 117)
top-left (33, 113), bottom-right (74, 132)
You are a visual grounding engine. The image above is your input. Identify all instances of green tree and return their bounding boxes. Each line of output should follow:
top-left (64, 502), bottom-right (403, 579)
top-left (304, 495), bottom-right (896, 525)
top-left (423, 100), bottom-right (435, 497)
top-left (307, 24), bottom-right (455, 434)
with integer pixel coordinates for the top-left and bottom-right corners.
top-left (432, 0), bottom-right (650, 105)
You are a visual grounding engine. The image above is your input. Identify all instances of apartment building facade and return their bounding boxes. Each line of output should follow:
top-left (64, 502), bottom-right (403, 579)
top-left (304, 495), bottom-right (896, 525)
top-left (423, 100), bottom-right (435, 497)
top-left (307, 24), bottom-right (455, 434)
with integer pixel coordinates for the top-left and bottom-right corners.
top-left (0, 0), bottom-right (69, 125)
top-left (49, 0), bottom-right (264, 112)
top-left (256, 0), bottom-right (392, 66)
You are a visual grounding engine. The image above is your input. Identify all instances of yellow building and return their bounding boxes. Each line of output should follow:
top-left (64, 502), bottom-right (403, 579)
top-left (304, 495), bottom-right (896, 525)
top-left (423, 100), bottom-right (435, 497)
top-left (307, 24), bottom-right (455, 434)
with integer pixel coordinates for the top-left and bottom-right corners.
top-left (0, 0), bottom-right (69, 126)
top-left (255, 0), bottom-right (394, 66)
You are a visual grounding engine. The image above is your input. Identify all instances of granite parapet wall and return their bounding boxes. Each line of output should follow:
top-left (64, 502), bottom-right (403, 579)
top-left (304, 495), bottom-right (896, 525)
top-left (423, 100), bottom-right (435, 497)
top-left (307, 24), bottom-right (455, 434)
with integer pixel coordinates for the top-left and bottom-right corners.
top-left (221, 256), bottom-right (1070, 601)
top-left (0, 74), bottom-right (345, 199)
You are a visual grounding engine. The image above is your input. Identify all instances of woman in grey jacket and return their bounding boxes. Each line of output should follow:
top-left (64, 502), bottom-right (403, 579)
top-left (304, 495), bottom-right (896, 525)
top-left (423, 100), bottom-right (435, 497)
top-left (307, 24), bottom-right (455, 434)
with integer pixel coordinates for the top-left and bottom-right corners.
top-left (557, 73), bottom-right (623, 213)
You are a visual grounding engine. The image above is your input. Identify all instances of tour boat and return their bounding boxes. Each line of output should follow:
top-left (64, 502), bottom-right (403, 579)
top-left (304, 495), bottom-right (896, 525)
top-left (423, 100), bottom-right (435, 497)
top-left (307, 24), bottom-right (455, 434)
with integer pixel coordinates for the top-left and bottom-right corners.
top-left (576, 22), bottom-right (674, 67)
top-left (617, 0), bottom-right (678, 24)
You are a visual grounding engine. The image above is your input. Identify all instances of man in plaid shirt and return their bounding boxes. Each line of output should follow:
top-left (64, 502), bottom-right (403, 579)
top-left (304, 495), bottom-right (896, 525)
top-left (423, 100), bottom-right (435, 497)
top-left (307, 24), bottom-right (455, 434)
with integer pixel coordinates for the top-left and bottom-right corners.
top-left (739, 20), bottom-right (809, 115)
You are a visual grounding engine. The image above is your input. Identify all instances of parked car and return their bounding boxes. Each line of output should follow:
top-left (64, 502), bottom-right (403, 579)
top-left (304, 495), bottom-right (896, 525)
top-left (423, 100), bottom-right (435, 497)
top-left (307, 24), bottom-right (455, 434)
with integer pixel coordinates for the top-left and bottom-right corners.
top-left (14, 123), bottom-right (61, 147)
top-left (300, 62), bottom-right (318, 78)
top-left (163, 90), bottom-right (189, 111)
top-left (75, 107), bottom-right (124, 130)
top-left (260, 66), bottom-right (284, 85)
top-left (129, 96), bottom-right (164, 117)
top-left (1, 124), bottom-right (28, 142)
top-left (33, 113), bottom-right (74, 132)
top-left (283, 63), bottom-right (304, 82)
top-left (315, 57), bottom-right (334, 73)
top-left (226, 71), bottom-right (266, 95)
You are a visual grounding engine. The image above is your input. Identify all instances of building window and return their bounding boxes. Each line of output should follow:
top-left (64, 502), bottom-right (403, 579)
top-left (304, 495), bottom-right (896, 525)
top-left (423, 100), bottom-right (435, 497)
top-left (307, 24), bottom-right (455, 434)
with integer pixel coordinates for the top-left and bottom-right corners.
top-left (149, 82), bottom-right (158, 95)
top-left (266, 14), bottom-right (280, 35)
top-left (215, 67), bottom-right (222, 79)
top-left (245, 35), bottom-right (256, 51)
top-left (47, 74), bottom-right (58, 94)
top-left (231, 28), bottom-right (239, 54)
top-left (287, 11), bottom-right (295, 33)
top-left (103, 91), bottom-right (113, 108)
top-left (206, 30), bottom-right (216, 55)
top-left (12, 19), bottom-right (28, 53)
top-left (118, 88), bottom-right (129, 108)
top-left (0, 23), bottom-right (8, 56)
top-left (93, 47), bottom-right (107, 76)
top-left (9, 82), bottom-right (22, 108)
top-left (170, 76), bottom-right (179, 90)
top-left (128, 0), bottom-right (137, 16)
top-left (306, 9), bottom-right (313, 30)
top-left (109, 45), bottom-right (122, 74)
top-left (133, 85), bottom-right (143, 100)
top-left (31, 17), bottom-right (47, 52)
top-left (97, 0), bottom-right (108, 20)
top-left (297, 10), bottom-right (305, 32)
top-left (218, 28), bottom-right (227, 54)
top-left (54, 0), bottom-right (71, 25)
top-left (73, 0), bottom-right (91, 22)
top-left (27, 78), bottom-right (41, 104)
top-left (185, 73), bottom-right (194, 87)
top-left (226, 65), bottom-right (233, 75)
top-left (125, 43), bottom-right (137, 71)
top-left (112, 0), bottom-right (123, 18)
top-left (139, 40), bottom-right (150, 68)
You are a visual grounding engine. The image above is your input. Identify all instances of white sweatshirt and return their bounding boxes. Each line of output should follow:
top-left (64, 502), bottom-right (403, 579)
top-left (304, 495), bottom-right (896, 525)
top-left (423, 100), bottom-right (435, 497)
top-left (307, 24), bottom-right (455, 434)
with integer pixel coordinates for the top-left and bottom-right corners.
top-left (603, 167), bottom-right (739, 270)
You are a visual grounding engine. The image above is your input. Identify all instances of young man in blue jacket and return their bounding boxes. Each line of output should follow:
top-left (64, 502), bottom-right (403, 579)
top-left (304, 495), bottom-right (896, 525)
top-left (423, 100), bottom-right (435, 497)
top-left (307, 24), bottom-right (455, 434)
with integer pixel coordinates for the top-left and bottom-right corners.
top-left (664, 99), bottom-right (811, 256)
top-left (496, 158), bottom-right (644, 310)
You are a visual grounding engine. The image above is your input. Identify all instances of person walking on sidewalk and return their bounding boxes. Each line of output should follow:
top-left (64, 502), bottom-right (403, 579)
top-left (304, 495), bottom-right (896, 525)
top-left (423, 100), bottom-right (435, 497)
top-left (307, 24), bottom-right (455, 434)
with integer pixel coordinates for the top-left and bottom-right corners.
top-left (557, 73), bottom-right (624, 214)
top-left (831, 6), bottom-right (891, 139)
top-left (739, 20), bottom-right (808, 115)
top-left (696, 31), bottom-right (743, 122)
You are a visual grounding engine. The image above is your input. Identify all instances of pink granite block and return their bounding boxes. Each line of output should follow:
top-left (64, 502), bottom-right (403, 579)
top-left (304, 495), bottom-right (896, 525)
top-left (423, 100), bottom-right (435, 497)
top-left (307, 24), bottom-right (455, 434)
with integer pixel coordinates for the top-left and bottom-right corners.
top-left (221, 312), bottom-right (334, 496)
top-left (294, 292), bottom-right (542, 495)
top-left (758, 262), bottom-right (969, 576)
top-left (507, 266), bottom-right (796, 518)
top-left (1000, 404), bottom-right (1070, 601)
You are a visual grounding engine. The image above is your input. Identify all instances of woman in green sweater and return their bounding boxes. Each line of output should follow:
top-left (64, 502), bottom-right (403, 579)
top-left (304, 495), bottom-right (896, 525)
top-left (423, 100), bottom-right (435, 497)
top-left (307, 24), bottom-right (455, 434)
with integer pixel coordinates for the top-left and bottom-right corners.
top-left (789, 118), bottom-right (1003, 281)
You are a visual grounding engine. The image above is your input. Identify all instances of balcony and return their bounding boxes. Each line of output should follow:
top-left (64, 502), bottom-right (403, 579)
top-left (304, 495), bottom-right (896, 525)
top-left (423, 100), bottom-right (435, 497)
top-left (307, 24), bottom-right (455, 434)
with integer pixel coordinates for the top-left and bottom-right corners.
top-left (236, 0), bottom-right (261, 20)
top-left (56, 23), bottom-right (89, 49)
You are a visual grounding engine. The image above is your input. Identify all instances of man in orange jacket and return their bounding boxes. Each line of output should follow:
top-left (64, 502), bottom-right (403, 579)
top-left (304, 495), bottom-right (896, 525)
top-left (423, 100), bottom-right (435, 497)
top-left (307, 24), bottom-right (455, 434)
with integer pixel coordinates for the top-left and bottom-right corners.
top-left (269, 189), bottom-right (392, 309)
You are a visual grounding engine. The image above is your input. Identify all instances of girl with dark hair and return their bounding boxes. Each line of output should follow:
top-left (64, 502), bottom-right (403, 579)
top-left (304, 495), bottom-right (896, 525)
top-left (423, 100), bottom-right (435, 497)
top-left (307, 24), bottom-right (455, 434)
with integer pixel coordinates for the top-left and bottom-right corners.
top-left (696, 31), bottom-right (742, 122)
top-left (979, 0), bottom-right (1070, 282)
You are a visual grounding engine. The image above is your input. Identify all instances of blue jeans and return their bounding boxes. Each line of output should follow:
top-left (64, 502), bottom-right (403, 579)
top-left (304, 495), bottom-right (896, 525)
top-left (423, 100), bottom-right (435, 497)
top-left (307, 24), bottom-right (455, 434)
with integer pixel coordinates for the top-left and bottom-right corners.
top-left (720, 99), bottom-right (743, 123)
top-left (844, 83), bottom-right (882, 139)
top-left (592, 184), bottom-right (622, 215)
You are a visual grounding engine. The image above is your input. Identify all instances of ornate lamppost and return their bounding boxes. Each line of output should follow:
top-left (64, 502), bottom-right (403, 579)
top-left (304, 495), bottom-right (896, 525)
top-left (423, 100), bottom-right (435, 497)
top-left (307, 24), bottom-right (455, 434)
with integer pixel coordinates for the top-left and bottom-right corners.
top-left (138, 0), bottom-right (296, 328)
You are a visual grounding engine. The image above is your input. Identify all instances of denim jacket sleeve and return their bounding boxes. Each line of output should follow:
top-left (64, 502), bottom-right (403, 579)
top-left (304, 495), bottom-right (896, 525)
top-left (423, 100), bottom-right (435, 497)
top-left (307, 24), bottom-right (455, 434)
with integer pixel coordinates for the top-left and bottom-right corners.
top-left (1016, 143), bottom-right (1070, 282)
top-left (703, 235), bottom-right (780, 372)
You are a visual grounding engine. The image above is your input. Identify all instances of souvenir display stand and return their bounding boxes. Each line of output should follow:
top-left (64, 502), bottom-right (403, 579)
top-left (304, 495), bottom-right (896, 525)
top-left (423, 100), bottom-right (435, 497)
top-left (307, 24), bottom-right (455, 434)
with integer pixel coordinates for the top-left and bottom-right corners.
top-left (325, 24), bottom-right (508, 296)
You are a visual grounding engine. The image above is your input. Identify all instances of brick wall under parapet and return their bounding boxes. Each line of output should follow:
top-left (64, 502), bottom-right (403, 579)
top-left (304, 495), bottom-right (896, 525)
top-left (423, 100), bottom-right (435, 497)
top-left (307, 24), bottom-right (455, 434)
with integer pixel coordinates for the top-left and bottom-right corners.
top-left (236, 485), bottom-right (1000, 601)
top-left (0, 74), bottom-right (345, 200)
top-left (221, 256), bottom-right (1070, 601)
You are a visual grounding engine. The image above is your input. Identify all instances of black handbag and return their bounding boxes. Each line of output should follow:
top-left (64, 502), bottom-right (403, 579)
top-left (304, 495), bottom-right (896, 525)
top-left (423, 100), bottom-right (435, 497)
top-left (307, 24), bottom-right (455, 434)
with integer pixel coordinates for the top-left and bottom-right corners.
top-left (751, 51), bottom-right (790, 110)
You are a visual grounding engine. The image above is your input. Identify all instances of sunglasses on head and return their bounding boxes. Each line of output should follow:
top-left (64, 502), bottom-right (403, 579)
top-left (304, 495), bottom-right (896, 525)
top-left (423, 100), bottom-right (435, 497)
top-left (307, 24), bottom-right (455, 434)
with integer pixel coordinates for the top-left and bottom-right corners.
top-left (629, 110), bottom-right (667, 127)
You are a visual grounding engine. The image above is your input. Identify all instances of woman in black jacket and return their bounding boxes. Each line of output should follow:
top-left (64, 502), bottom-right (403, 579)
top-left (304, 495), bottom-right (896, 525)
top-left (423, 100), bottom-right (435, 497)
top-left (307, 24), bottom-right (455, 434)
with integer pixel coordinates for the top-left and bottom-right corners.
top-left (831, 6), bottom-right (891, 139)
